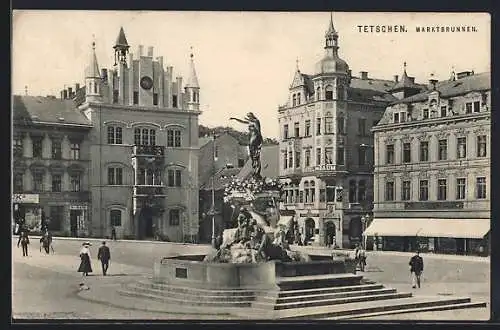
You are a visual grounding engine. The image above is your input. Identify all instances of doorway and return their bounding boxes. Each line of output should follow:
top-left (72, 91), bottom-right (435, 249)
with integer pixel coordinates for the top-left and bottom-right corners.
top-left (349, 216), bottom-right (362, 247)
top-left (70, 210), bottom-right (82, 237)
top-left (140, 207), bottom-right (154, 239)
top-left (304, 218), bottom-right (315, 245)
top-left (325, 221), bottom-right (336, 247)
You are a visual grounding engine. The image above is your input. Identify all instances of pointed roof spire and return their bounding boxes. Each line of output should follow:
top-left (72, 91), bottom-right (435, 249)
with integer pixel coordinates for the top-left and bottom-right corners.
top-left (325, 12), bottom-right (337, 36)
top-left (186, 46), bottom-right (199, 88)
top-left (391, 61), bottom-right (418, 91)
top-left (114, 26), bottom-right (129, 49)
top-left (296, 57), bottom-right (300, 72)
top-left (85, 38), bottom-right (100, 78)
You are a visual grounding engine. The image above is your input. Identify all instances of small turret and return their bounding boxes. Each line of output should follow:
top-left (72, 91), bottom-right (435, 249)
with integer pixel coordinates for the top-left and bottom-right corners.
top-left (184, 48), bottom-right (200, 111)
top-left (85, 40), bottom-right (102, 103)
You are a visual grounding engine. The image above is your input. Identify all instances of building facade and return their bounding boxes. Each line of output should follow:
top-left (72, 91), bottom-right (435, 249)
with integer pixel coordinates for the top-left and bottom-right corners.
top-left (370, 70), bottom-right (491, 255)
top-left (13, 95), bottom-right (93, 236)
top-left (277, 16), bottom-right (399, 248)
top-left (12, 27), bottom-right (201, 242)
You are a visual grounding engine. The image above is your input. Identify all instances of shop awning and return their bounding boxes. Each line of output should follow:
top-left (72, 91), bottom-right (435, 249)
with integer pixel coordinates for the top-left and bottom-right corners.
top-left (363, 218), bottom-right (490, 239)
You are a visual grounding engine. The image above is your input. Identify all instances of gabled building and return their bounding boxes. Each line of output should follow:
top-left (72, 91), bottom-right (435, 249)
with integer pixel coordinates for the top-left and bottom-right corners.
top-left (277, 15), bottom-right (403, 248)
top-left (368, 69), bottom-right (491, 255)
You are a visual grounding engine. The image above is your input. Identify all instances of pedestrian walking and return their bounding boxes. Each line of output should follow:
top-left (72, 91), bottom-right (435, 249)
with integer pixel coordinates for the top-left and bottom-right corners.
top-left (97, 241), bottom-right (111, 276)
top-left (358, 246), bottom-right (367, 271)
top-left (111, 226), bottom-right (117, 241)
top-left (78, 242), bottom-right (93, 278)
top-left (17, 231), bottom-right (30, 257)
top-left (409, 250), bottom-right (424, 288)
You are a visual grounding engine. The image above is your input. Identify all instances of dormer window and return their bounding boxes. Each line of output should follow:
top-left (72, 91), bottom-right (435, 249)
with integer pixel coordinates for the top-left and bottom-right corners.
top-left (440, 106), bottom-right (447, 117)
top-left (422, 109), bottom-right (429, 119)
top-left (400, 112), bottom-right (407, 123)
top-left (297, 93), bottom-right (301, 105)
top-left (473, 101), bottom-right (480, 113)
top-left (393, 112), bottom-right (400, 123)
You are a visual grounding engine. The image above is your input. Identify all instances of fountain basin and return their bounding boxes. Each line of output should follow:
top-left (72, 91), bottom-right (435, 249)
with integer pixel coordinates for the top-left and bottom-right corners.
top-left (153, 254), bottom-right (357, 290)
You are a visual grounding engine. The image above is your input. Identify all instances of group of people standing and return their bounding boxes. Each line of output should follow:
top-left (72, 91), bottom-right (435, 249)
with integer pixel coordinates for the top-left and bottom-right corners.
top-left (78, 241), bottom-right (112, 279)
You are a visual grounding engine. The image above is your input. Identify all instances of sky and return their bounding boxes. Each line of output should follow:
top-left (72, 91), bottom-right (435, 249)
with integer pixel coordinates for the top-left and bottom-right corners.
top-left (12, 11), bottom-right (490, 138)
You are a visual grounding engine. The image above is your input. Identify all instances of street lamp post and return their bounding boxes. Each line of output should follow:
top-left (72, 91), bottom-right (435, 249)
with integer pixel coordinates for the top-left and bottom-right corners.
top-left (210, 134), bottom-right (217, 248)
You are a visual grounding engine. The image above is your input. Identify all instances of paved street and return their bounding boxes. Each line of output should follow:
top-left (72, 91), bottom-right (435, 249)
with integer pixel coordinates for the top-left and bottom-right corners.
top-left (12, 237), bottom-right (490, 320)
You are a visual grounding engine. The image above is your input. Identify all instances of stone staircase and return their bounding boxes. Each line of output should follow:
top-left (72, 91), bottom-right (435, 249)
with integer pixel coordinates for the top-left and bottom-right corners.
top-left (117, 273), bottom-right (487, 319)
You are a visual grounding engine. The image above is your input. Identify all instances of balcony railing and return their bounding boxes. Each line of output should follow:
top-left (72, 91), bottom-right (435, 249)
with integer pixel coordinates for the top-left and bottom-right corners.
top-left (134, 185), bottom-right (166, 196)
top-left (133, 145), bottom-right (165, 157)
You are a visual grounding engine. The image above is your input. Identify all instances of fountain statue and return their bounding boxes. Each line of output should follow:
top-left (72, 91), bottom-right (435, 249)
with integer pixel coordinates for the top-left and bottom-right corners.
top-left (204, 113), bottom-right (310, 263)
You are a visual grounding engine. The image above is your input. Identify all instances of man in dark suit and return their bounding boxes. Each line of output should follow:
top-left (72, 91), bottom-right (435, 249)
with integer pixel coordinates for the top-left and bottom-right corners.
top-left (409, 250), bottom-right (424, 288)
top-left (97, 241), bottom-right (111, 276)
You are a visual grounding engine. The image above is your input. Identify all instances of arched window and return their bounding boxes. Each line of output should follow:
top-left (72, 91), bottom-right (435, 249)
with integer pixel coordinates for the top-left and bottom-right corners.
top-left (297, 92), bottom-right (301, 105)
top-left (292, 94), bottom-right (297, 107)
top-left (94, 81), bottom-right (98, 94)
top-left (310, 181), bottom-right (316, 203)
top-left (358, 180), bottom-right (367, 202)
top-left (304, 181), bottom-right (310, 203)
top-left (110, 209), bottom-right (122, 226)
top-left (316, 87), bottom-right (321, 101)
top-left (325, 85), bottom-right (334, 100)
top-left (134, 128), bottom-right (157, 146)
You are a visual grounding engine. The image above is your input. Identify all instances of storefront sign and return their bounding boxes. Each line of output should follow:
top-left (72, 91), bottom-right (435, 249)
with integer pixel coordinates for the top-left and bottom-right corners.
top-left (70, 205), bottom-right (88, 210)
top-left (12, 194), bottom-right (39, 204)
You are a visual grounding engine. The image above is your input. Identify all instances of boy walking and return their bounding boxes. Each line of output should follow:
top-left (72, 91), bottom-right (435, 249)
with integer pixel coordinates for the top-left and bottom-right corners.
top-left (409, 250), bottom-right (424, 288)
top-left (97, 241), bottom-right (111, 276)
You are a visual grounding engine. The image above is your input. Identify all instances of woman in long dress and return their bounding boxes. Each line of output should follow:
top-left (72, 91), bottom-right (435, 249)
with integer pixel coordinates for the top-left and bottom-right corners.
top-left (78, 242), bottom-right (93, 277)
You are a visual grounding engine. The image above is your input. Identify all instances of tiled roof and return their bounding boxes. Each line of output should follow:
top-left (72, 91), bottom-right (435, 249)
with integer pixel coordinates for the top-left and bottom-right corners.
top-left (393, 72), bottom-right (490, 104)
top-left (13, 95), bottom-right (92, 126)
top-left (198, 136), bottom-right (212, 148)
top-left (348, 87), bottom-right (398, 103)
top-left (200, 167), bottom-right (241, 191)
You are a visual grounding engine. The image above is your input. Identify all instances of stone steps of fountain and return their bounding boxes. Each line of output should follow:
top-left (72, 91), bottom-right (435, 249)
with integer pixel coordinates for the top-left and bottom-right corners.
top-left (134, 280), bottom-right (259, 296)
top-left (275, 273), bottom-right (363, 290)
top-left (255, 287), bottom-right (398, 305)
top-left (253, 291), bottom-right (412, 310)
top-left (276, 296), bottom-right (478, 319)
top-left (273, 283), bottom-right (385, 297)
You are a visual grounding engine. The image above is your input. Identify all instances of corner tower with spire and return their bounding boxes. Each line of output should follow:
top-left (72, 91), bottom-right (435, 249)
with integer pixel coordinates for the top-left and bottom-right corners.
top-left (184, 49), bottom-right (200, 111)
top-left (85, 40), bottom-right (103, 103)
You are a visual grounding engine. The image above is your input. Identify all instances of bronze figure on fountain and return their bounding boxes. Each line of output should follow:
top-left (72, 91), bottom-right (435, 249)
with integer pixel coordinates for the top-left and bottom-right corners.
top-left (230, 112), bottom-right (263, 179)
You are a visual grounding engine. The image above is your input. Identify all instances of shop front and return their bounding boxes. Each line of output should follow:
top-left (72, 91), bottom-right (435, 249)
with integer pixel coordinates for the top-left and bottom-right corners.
top-left (363, 218), bottom-right (490, 256)
top-left (12, 194), bottom-right (42, 232)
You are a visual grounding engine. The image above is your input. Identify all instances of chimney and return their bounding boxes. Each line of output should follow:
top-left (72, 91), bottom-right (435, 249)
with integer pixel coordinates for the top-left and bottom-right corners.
top-left (75, 83), bottom-right (80, 91)
top-left (393, 75), bottom-right (399, 82)
top-left (360, 71), bottom-right (368, 80)
top-left (138, 45), bottom-right (144, 56)
top-left (428, 74), bottom-right (438, 90)
top-left (147, 46), bottom-right (154, 57)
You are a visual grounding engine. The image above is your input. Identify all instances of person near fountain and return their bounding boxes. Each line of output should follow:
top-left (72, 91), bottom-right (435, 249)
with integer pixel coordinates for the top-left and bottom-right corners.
top-left (229, 112), bottom-right (263, 179)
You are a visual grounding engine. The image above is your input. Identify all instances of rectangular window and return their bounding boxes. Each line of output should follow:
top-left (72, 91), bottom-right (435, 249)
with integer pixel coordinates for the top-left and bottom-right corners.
top-left (456, 178), bottom-right (466, 200)
top-left (284, 124), bottom-right (289, 139)
top-left (142, 129), bottom-right (150, 146)
top-left (150, 129), bottom-right (156, 146)
top-left (422, 109), bottom-right (429, 119)
top-left (305, 150), bottom-right (310, 167)
top-left (51, 140), bottom-right (62, 159)
top-left (419, 180), bottom-right (429, 201)
top-left (167, 130), bottom-right (174, 147)
top-left (358, 181), bottom-right (366, 202)
top-left (294, 122), bottom-right (300, 137)
top-left (400, 112), bottom-right (407, 123)
top-left (326, 186), bottom-right (335, 202)
top-left (168, 170), bottom-right (175, 187)
top-left (316, 118), bottom-right (321, 135)
top-left (337, 147), bottom-right (345, 165)
top-left (13, 137), bottom-right (23, 157)
top-left (70, 173), bottom-right (81, 192)
top-left (70, 143), bottom-right (80, 160)
top-left (33, 172), bottom-right (44, 192)
top-left (402, 180), bottom-right (411, 201)
top-left (316, 148), bottom-right (321, 165)
top-left (385, 181), bottom-right (394, 201)
top-left (110, 210), bottom-right (122, 226)
top-left (48, 206), bottom-right (64, 231)
top-left (473, 101), bottom-right (480, 113)
top-left (134, 128), bottom-right (141, 145)
top-left (358, 118), bottom-right (366, 135)
top-left (108, 167), bottom-right (123, 185)
top-left (32, 138), bottom-right (43, 158)
top-left (14, 173), bottom-right (23, 193)
top-left (299, 190), bottom-right (304, 203)
top-left (174, 131), bottom-right (181, 147)
top-left (283, 152), bottom-right (288, 169)
top-left (386, 144), bottom-right (394, 164)
top-left (440, 106), bottom-right (447, 117)
top-left (175, 170), bottom-right (182, 187)
top-left (337, 117), bottom-right (345, 134)
top-left (133, 92), bottom-right (139, 104)
top-left (457, 137), bottom-right (467, 159)
top-left (325, 117), bottom-right (333, 134)
top-left (476, 177), bottom-right (486, 199)
top-left (172, 95), bottom-right (178, 108)
top-left (477, 135), bottom-right (487, 157)
top-left (437, 179), bottom-right (447, 201)
top-left (288, 151), bottom-right (293, 168)
top-left (153, 93), bottom-right (158, 106)
top-left (115, 127), bottom-right (122, 144)
top-left (325, 147), bottom-right (333, 164)
top-left (113, 90), bottom-right (119, 104)
top-left (295, 151), bottom-right (301, 168)
top-left (51, 174), bottom-right (62, 192)
top-left (169, 209), bottom-right (180, 226)
top-left (419, 141), bottom-right (429, 162)
top-left (465, 102), bottom-right (473, 114)
top-left (305, 120), bottom-right (311, 136)
top-left (319, 189), bottom-right (326, 202)
top-left (108, 126), bottom-right (122, 144)
top-left (438, 139), bottom-right (448, 161)
top-left (358, 146), bottom-right (366, 165)
top-left (402, 142), bottom-right (411, 163)
top-left (349, 181), bottom-right (357, 203)
top-left (393, 112), bottom-right (399, 123)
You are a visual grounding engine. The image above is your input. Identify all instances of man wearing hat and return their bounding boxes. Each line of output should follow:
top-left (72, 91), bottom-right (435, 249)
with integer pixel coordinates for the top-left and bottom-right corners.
top-left (409, 250), bottom-right (424, 288)
top-left (97, 241), bottom-right (111, 276)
